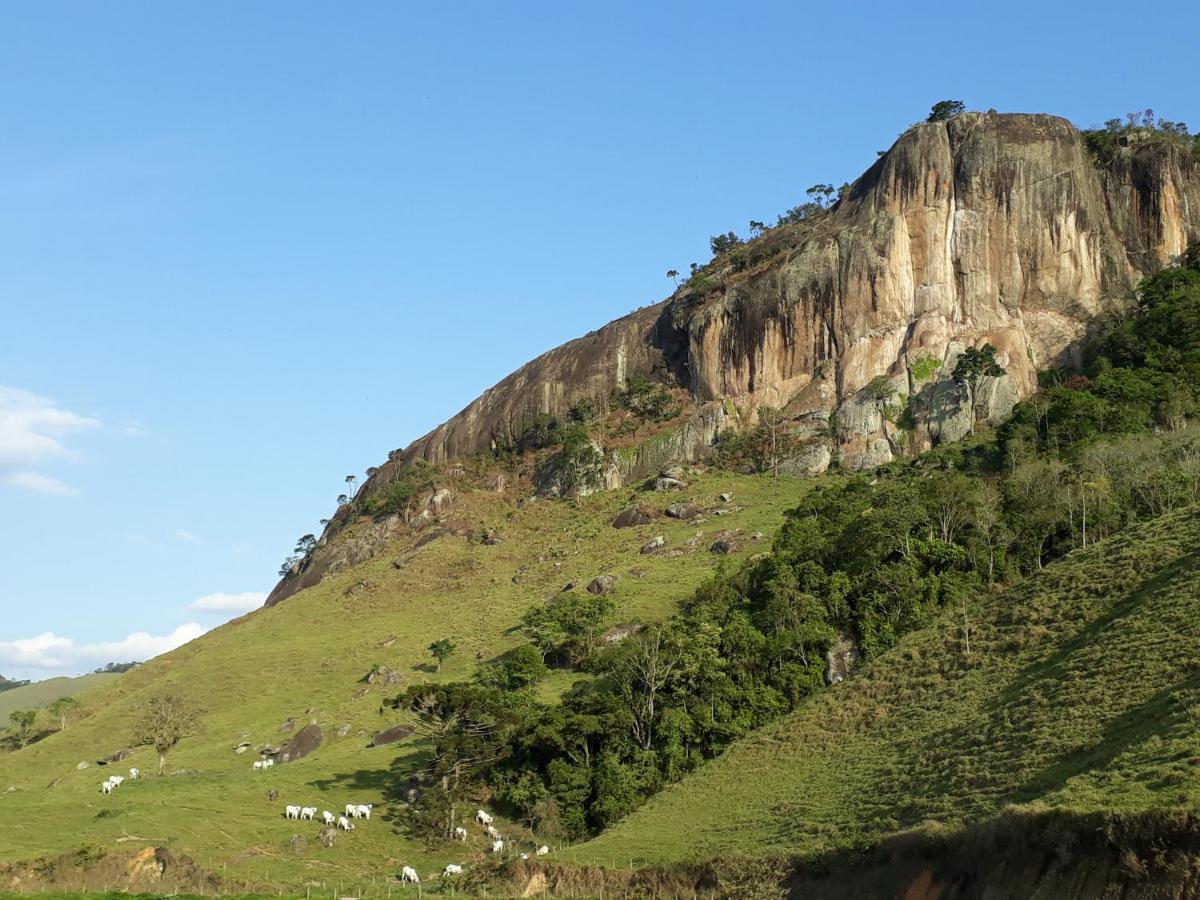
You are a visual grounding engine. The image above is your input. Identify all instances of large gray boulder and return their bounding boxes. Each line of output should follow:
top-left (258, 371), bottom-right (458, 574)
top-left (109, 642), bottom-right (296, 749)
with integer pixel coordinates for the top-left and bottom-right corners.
top-left (279, 724), bottom-right (323, 764)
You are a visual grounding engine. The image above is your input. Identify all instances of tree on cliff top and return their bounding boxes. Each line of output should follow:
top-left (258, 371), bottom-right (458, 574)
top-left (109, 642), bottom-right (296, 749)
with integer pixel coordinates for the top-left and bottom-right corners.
top-left (928, 100), bottom-right (966, 122)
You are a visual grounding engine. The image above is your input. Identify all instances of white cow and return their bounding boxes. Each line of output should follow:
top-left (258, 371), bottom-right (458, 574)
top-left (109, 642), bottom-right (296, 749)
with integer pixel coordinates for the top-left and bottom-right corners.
top-left (128, 768), bottom-right (140, 780)
top-left (253, 760), bottom-right (265, 771)
top-left (300, 807), bottom-right (317, 821)
top-left (322, 811), bottom-right (336, 826)
top-left (485, 824), bottom-right (500, 839)
top-left (262, 758), bottom-right (275, 769)
top-left (443, 863), bottom-right (463, 877)
top-left (108, 775), bottom-right (124, 787)
top-left (475, 809), bottom-right (493, 826)
top-left (284, 805), bottom-right (301, 820)
top-left (520, 853), bottom-right (529, 860)
top-left (357, 803), bottom-right (373, 820)
top-left (101, 779), bottom-right (115, 794)
top-left (344, 803), bottom-right (358, 818)
top-left (453, 826), bottom-right (468, 842)
top-left (536, 845), bottom-right (550, 856)
top-left (337, 816), bottom-right (354, 831)
top-left (399, 866), bottom-right (420, 884)
top-left (491, 839), bottom-right (504, 854)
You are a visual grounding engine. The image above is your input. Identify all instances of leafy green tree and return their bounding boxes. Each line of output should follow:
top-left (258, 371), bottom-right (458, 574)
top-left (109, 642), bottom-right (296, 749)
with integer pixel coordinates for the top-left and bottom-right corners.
top-left (429, 638), bottom-right (457, 673)
top-left (709, 231), bottom-right (743, 256)
top-left (927, 99), bottom-right (966, 121)
top-left (477, 644), bottom-right (548, 691)
top-left (131, 691), bottom-right (200, 775)
top-left (48, 696), bottom-right (80, 732)
top-left (953, 344), bottom-right (1006, 434)
top-left (8, 709), bottom-right (38, 748)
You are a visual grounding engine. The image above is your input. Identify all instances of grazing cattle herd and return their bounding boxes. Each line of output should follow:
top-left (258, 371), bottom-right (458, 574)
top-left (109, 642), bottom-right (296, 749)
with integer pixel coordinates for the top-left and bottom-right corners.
top-left (98, 751), bottom-right (548, 885)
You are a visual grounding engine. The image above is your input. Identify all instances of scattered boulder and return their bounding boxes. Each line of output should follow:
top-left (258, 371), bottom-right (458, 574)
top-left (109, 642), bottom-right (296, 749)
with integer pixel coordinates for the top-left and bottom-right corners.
top-left (750, 531), bottom-right (765, 542)
top-left (379, 635), bottom-right (398, 648)
top-left (665, 503), bottom-right (700, 520)
top-left (825, 634), bottom-right (863, 685)
top-left (366, 665), bottom-right (399, 685)
top-left (233, 741), bottom-right (252, 754)
top-left (561, 581), bottom-right (575, 592)
top-left (640, 535), bottom-right (665, 554)
top-left (601, 624), bottom-right (642, 645)
top-left (279, 718), bottom-right (295, 733)
top-left (429, 488), bottom-right (454, 514)
top-left (371, 724), bottom-right (415, 748)
top-left (287, 835), bottom-right (308, 853)
top-left (587, 575), bottom-right (616, 595)
top-left (126, 847), bottom-right (170, 880)
top-left (259, 745), bottom-right (281, 758)
top-left (612, 506), bottom-right (655, 528)
top-left (661, 465), bottom-right (685, 480)
top-left (268, 789), bottom-right (279, 802)
top-left (654, 475), bottom-right (685, 492)
top-left (279, 724), bottom-right (324, 764)
top-left (76, 762), bottom-right (89, 770)
top-left (486, 473), bottom-right (507, 492)
top-left (710, 539), bottom-right (740, 555)
top-left (97, 749), bottom-right (134, 766)
top-left (662, 548), bottom-right (686, 558)
top-left (318, 827), bottom-right (337, 848)
top-left (719, 492), bottom-right (733, 503)
top-left (629, 569), bottom-right (648, 579)
top-left (335, 724), bottom-right (352, 738)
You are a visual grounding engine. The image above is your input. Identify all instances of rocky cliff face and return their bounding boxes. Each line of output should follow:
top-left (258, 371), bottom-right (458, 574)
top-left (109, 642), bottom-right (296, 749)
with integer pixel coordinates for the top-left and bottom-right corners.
top-left (394, 113), bottom-right (1198, 477)
top-left (268, 112), bottom-right (1200, 606)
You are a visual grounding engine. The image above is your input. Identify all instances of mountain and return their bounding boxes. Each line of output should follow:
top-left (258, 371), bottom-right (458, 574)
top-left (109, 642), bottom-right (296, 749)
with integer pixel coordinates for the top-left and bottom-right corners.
top-left (4, 109), bottom-right (1200, 898)
top-left (268, 111), bottom-right (1200, 607)
top-left (0, 674), bottom-right (120, 722)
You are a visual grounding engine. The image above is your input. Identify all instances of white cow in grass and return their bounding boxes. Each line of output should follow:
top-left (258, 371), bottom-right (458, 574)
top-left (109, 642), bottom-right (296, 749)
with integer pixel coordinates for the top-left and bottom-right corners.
top-left (128, 768), bottom-right (140, 780)
top-left (337, 816), bottom-right (354, 832)
top-left (536, 845), bottom-right (550, 856)
top-left (491, 839), bottom-right (504, 854)
top-left (101, 779), bottom-right (116, 794)
top-left (322, 811), bottom-right (336, 826)
top-left (300, 807), bottom-right (317, 821)
top-left (399, 866), bottom-right (419, 884)
top-left (443, 864), bottom-right (463, 877)
top-left (453, 826), bottom-right (468, 842)
top-left (475, 809), bottom-right (493, 826)
top-left (284, 805), bottom-right (301, 820)
top-left (350, 803), bottom-right (372, 819)
top-left (108, 775), bottom-right (124, 787)
top-left (485, 824), bottom-right (500, 839)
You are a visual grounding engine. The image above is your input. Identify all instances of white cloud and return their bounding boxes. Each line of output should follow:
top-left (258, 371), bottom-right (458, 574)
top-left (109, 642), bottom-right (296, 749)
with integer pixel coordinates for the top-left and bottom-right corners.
top-left (0, 623), bottom-right (205, 678)
top-left (0, 386), bottom-right (99, 496)
top-left (187, 591), bottom-right (266, 613)
top-left (173, 528), bottom-right (201, 543)
top-left (2, 471), bottom-right (79, 496)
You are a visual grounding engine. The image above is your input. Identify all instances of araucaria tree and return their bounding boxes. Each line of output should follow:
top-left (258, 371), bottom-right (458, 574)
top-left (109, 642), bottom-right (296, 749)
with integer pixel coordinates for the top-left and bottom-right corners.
top-left (927, 99), bottom-right (966, 122)
top-left (953, 344), bottom-right (1006, 433)
top-left (131, 691), bottom-right (200, 775)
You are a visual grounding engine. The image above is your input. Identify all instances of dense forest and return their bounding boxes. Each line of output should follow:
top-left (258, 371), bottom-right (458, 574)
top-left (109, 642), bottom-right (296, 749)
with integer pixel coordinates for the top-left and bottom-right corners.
top-left (391, 242), bottom-right (1200, 842)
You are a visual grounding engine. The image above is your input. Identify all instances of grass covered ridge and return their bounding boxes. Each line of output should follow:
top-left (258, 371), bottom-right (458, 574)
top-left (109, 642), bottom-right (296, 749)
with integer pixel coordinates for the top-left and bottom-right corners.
top-left (0, 471), bottom-right (810, 888)
top-left (579, 507), bottom-right (1200, 866)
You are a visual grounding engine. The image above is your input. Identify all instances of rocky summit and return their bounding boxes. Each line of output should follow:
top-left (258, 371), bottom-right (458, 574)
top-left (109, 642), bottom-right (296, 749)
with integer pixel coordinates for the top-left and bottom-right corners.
top-left (387, 113), bottom-right (1198, 474)
top-left (269, 111), bottom-right (1200, 607)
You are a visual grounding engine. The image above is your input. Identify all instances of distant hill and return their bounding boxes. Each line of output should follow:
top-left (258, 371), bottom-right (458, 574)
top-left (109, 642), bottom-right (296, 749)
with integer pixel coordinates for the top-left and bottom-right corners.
top-left (0, 673), bottom-right (120, 721)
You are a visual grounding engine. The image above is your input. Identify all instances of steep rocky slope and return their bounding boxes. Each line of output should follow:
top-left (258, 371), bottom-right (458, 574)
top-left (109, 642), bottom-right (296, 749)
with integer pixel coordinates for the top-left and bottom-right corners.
top-left (271, 112), bottom-right (1200, 608)
top-left (396, 112), bottom-right (1198, 475)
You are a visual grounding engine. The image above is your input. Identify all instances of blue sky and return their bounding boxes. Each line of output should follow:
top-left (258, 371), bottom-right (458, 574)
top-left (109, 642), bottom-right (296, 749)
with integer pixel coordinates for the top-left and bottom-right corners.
top-left (2, 0), bottom-right (1197, 679)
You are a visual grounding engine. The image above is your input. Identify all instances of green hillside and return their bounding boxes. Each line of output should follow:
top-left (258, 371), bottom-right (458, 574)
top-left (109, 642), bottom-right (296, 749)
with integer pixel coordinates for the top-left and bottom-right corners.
top-left (0, 471), bottom-right (811, 889)
top-left (0, 674), bottom-right (120, 722)
top-left (578, 506), bottom-right (1200, 868)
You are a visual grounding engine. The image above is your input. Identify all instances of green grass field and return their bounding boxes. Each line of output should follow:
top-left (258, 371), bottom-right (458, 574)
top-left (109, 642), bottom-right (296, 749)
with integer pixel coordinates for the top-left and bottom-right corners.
top-left (0, 674), bottom-right (120, 721)
top-left (0, 471), bottom-right (813, 890)
top-left (578, 507), bottom-right (1200, 867)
